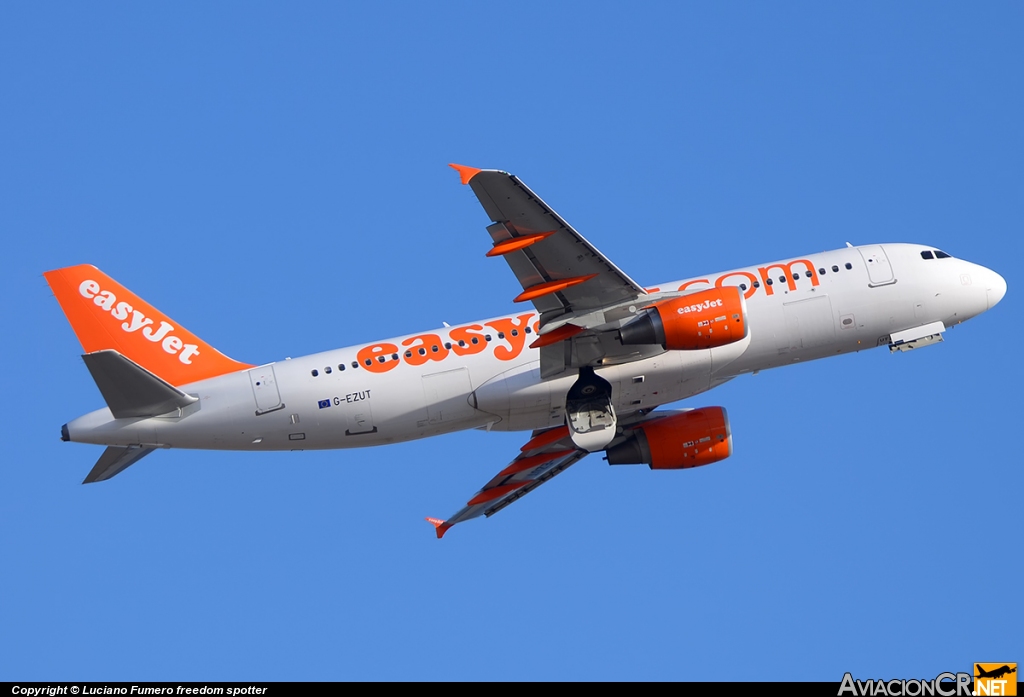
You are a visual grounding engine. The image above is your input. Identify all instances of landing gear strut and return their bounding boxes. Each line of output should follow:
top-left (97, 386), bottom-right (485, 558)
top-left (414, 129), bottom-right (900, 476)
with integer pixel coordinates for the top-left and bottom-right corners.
top-left (565, 366), bottom-right (617, 452)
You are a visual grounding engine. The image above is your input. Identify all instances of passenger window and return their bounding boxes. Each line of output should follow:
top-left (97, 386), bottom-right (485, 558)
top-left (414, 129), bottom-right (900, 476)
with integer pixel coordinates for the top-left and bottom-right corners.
top-left (418, 348), bottom-right (426, 356)
top-left (753, 281), bottom-right (760, 288)
top-left (805, 271), bottom-right (812, 278)
top-left (525, 327), bottom-right (532, 334)
top-left (497, 332), bottom-right (505, 339)
top-left (364, 359), bottom-right (372, 366)
top-left (311, 369), bottom-right (318, 377)
top-left (845, 262), bottom-right (852, 269)
top-left (405, 351), bottom-right (413, 358)
top-left (832, 265), bottom-right (839, 272)
top-left (511, 330), bottom-right (519, 337)
top-left (325, 366), bottom-right (332, 374)
top-left (444, 342), bottom-right (452, 349)
top-left (486, 335), bottom-right (492, 341)
top-left (739, 283), bottom-right (747, 291)
top-left (458, 340), bottom-right (466, 347)
top-left (793, 273), bottom-right (799, 281)
top-left (431, 345), bottom-right (439, 352)
top-left (391, 353), bottom-right (398, 360)
top-left (351, 361), bottom-right (358, 369)
top-left (766, 278), bottom-right (773, 286)
top-left (779, 275), bottom-right (786, 283)
top-left (935, 250), bottom-right (950, 259)
top-left (339, 364), bottom-right (346, 371)
top-left (818, 268), bottom-right (826, 275)
top-left (920, 251), bottom-right (934, 260)
top-left (377, 356), bottom-right (386, 363)
top-left (471, 337), bottom-right (479, 344)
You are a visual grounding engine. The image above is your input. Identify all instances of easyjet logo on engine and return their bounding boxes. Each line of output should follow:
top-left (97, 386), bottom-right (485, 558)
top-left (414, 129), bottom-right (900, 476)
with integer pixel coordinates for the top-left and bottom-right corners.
top-left (78, 280), bottom-right (201, 364)
top-left (676, 299), bottom-right (723, 315)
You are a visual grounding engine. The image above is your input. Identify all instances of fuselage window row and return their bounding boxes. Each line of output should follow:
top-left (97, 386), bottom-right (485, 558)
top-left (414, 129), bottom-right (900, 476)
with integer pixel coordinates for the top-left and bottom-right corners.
top-left (309, 259), bottom-right (867, 378)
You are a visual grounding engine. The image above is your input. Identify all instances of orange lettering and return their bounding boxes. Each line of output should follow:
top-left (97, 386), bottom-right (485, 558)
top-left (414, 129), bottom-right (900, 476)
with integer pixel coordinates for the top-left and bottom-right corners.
top-left (485, 313), bottom-right (535, 361)
top-left (715, 271), bottom-right (759, 299)
top-left (356, 342), bottom-right (400, 373)
top-left (448, 324), bottom-right (488, 356)
top-left (402, 333), bottom-right (450, 366)
top-left (757, 259), bottom-right (819, 296)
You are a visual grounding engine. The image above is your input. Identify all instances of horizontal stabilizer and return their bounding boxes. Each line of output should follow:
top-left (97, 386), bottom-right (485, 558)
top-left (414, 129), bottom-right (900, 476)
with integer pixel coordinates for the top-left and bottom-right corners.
top-left (83, 350), bottom-right (198, 418)
top-left (84, 445), bottom-right (155, 483)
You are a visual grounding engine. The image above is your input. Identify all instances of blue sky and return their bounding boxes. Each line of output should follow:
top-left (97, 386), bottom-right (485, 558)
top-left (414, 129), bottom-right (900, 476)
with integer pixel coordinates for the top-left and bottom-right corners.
top-left (2, 2), bottom-right (1021, 681)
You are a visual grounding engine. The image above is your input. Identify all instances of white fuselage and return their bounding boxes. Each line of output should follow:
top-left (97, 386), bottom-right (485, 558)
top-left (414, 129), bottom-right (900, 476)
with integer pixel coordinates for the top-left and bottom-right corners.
top-left (64, 243), bottom-right (1006, 451)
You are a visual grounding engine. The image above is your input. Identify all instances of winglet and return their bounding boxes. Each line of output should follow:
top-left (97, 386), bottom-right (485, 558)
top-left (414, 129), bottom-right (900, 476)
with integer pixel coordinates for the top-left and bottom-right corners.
top-left (425, 517), bottom-right (452, 539)
top-left (448, 163), bottom-right (482, 185)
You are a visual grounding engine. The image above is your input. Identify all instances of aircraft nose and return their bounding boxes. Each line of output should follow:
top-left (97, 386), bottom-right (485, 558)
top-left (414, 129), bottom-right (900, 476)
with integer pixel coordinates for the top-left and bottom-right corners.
top-left (987, 270), bottom-right (1007, 309)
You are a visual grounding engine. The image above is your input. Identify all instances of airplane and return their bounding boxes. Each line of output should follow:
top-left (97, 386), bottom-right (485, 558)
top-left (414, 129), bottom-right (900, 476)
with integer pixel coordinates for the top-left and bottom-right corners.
top-left (46, 164), bottom-right (1007, 538)
top-left (976, 665), bottom-right (1016, 680)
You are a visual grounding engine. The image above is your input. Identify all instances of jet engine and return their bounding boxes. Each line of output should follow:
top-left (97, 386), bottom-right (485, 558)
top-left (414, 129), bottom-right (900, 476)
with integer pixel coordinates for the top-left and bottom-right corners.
top-left (619, 287), bottom-right (747, 350)
top-left (605, 407), bottom-right (732, 469)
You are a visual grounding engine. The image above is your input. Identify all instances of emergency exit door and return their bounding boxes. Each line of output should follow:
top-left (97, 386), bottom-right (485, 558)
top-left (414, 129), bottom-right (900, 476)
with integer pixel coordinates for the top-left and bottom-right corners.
top-left (858, 246), bottom-right (896, 287)
top-left (249, 365), bottom-right (284, 415)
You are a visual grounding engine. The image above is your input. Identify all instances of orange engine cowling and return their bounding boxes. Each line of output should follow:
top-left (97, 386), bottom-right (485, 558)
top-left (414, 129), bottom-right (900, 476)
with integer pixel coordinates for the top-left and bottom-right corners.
top-left (605, 407), bottom-right (732, 470)
top-left (619, 286), bottom-right (748, 350)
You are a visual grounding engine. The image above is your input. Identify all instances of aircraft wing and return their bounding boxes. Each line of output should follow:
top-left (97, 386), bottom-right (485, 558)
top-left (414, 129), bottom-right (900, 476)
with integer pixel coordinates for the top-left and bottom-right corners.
top-left (451, 165), bottom-right (668, 377)
top-left (451, 165), bottom-right (647, 319)
top-left (427, 425), bottom-right (588, 538)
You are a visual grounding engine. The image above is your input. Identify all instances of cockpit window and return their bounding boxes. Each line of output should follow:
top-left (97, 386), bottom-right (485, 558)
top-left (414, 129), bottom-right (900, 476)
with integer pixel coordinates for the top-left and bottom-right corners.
top-left (920, 250), bottom-right (934, 260)
top-left (935, 250), bottom-right (951, 259)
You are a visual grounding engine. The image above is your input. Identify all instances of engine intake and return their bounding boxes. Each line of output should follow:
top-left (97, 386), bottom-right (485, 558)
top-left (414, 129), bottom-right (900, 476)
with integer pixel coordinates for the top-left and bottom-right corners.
top-left (619, 287), bottom-right (747, 350)
top-left (605, 407), bottom-right (732, 470)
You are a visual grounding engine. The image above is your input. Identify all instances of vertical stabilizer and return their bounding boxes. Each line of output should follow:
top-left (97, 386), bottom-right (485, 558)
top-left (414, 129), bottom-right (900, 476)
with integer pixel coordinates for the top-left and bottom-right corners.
top-left (44, 264), bottom-right (252, 386)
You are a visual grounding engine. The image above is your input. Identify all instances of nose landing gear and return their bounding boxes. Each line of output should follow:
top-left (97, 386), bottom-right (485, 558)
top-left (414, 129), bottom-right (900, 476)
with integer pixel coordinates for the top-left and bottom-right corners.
top-left (566, 366), bottom-right (617, 452)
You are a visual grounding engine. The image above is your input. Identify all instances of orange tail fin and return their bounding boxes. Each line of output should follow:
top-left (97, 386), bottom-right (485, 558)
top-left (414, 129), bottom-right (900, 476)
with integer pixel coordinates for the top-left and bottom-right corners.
top-left (425, 517), bottom-right (452, 539)
top-left (44, 264), bottom-right (252, 386)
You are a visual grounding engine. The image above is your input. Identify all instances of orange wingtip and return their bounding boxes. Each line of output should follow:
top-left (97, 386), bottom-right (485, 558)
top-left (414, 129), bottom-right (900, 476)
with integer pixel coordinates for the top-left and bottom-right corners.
top-left (448, 163), bottom-right (482, 185)
top-left (425, 517), bottom-right (451, 539)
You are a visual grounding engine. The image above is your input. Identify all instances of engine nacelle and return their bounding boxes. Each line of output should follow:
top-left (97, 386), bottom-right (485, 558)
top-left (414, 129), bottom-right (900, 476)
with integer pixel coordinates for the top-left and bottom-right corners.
top-left (619, 286), bottom-right (747, 350)
top-left (605, 407), bottom-right (732, 470)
